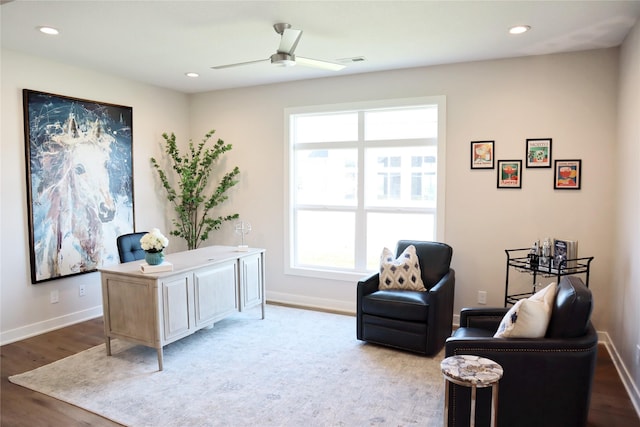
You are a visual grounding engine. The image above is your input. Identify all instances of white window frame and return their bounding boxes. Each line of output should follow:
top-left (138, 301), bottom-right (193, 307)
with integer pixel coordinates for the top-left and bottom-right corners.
top-left (284, 96), bottom-right (446, 281)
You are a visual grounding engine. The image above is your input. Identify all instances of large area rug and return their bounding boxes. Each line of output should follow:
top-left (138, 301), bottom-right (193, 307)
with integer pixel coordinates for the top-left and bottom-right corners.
top-left (9, 305), bottom-right (445, 426)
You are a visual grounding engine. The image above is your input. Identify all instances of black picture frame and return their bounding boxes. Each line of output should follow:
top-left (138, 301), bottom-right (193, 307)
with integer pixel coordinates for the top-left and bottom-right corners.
top-left (470, 140), bottom-right (495, 169)
top-left (554, 159), bottom-right (582, 190)
top-left (497, 160), bottom-right (522, 188)
top-left (23, 89), bottom-right (135, 283)
top-left (526, 138), bottom-right (552, 168)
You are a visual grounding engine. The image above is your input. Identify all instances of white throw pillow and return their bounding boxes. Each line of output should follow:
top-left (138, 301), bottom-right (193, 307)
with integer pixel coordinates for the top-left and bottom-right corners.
top-left (379, 245), bottom-right (426, 291)
top-left (494, 282), bottom-right (557, 338)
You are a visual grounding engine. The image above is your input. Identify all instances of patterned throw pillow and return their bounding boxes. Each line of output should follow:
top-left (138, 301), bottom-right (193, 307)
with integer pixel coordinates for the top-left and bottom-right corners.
top-left (494, 282), bottom-right (557, 338)
top-left (379, 245), bottom-right (426, 291)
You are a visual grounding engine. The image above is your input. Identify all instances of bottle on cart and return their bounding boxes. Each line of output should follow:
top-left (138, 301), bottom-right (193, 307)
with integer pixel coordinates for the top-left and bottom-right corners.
top-left (528, 240), bottom-right (540, 269)
top-left (541, 237), bottom-right (551, 268)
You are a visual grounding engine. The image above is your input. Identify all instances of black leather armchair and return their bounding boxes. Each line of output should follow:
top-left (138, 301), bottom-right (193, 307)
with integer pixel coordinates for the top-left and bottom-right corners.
top-left (357, 240), bottom-right (455, 356)
top-left (445, 276), bottom-right (597, 427)
top-left (116, 232), bottom-right (147, 263)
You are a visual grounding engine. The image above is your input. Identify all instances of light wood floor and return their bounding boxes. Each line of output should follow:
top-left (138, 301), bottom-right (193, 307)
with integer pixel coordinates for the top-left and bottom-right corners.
top-left (1, 317), bottom-right (639, 427)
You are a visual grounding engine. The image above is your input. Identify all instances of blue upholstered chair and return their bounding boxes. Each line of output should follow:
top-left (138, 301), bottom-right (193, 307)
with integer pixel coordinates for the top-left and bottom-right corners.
top-left (116, 232), bottom-right (148, 263)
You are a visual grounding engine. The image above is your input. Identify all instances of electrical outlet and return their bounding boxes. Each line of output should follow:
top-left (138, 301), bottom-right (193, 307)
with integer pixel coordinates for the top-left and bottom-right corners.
top-left (478, 290), bottom-right (487, 305)
top-left (50, 290), bottom-right (59, 304)
top-left (79, 285), bottom-right (86, 297)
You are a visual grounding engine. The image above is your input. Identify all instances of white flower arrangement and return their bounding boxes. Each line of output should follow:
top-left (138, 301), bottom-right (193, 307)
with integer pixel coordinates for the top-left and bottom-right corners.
top-left (140, 228), bottom-right (169, 253)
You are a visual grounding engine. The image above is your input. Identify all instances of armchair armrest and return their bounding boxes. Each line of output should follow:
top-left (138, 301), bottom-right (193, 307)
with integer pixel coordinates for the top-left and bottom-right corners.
top-left (356, 273), bottom-right (379, 340)
top-left (425, 269), bottom-right (456, 355)
top-left (427, 269), bottom-right (454, 295)
top-left (459, 307), bottom-right (509, 331)
top-left (446, 328), bottom-right (597, 353)
top-left (357, 272), bottom-right (380, 298)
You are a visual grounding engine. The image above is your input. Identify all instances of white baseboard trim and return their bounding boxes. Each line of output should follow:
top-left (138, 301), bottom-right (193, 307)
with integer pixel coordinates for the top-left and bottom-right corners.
top-left (598, 331), bottom-right (640, 419)
top-left (266, 291), bottom-right (355, 316)
top-left (0, 305), bottom-right (103, 346)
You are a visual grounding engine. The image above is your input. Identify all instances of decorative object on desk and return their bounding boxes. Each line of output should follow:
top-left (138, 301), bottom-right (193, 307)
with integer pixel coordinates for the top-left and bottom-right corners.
top-left (140, 261), bottom-right (173, 273)
top-left (554, 159), bottom-right (581, 190)
top-left (470, 140), bottom-right (495, 169)
top-left (526, 138), bottom-right (552, 168)
top-left (140, 228), bottom-right (169, 265)
top-left (496, 159), bottom-right (522, 188)
top-left (22, 89), bottom-right (134, 284)
top-left (553, 238), bottom-right (578, 270)
top-left (151, 129), bottom-right (240, 250)
top-left (234, 221), bottom-right (252, 251)
top-left (144, 251), bottom-right (165, 266)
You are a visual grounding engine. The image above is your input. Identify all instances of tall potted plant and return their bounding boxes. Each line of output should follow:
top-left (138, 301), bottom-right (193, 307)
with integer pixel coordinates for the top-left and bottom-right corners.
top-left (151, 130), bottom-right (240, 250)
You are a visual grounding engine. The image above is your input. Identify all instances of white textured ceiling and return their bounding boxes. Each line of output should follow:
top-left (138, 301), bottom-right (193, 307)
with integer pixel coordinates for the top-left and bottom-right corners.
top-left (2, 0), bottom-right (639, 93)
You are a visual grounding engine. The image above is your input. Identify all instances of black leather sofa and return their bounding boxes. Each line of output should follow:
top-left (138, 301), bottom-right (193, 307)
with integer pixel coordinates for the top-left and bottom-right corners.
top-left (445, 275), bottom-right (597, 427)
top-left (357, 240), bottom-right (455, 356)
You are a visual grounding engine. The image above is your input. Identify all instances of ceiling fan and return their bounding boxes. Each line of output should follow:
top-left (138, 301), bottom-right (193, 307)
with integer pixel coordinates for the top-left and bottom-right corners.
top-left (211, 23), bottom-right (346, 71)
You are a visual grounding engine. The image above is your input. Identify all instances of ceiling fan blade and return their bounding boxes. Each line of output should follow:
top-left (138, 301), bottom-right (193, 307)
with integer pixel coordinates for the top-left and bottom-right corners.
top-left (296, 56), bottom-right (346, 71)
top-left (278, 28), bottom-right (302, 55)
top-left (211, 59), bottom-right (268, 70)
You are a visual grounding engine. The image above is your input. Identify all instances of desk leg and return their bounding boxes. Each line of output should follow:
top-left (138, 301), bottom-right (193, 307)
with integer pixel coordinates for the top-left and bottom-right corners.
top-left (491, 383), bottom-right (499, 427)
top-left (443, 379), bottom-right (450, 427)
top-left (470, 385), bottom-right (477, 427)
top-left (157, 348), bottom-right (164, 371)
top-left (105, 336), bottom-right (112, 356)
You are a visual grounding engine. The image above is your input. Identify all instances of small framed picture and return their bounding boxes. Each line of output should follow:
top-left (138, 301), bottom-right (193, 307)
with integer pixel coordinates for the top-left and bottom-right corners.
top-left (554, 159), bottom-right (582, 190)
top-left (497, 160), bottom-right (522, 188)
top-left (470, 140), bottom-right (495, 169)
top-left (526, 138), bottom-right (552, 168)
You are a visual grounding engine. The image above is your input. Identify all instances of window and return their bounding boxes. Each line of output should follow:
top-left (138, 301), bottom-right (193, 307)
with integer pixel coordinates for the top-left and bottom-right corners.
top-left (286, 97), bottom-right (446, 280)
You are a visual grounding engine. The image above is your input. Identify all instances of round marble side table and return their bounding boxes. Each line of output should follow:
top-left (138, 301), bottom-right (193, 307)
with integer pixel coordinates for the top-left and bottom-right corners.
top-left (441, 355), bottom-right (503, 427)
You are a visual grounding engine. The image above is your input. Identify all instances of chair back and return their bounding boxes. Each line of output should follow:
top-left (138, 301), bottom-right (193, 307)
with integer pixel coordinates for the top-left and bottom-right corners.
top-left (396, 240), bottom-right (453, 289)
top-left (546, 275), bottom-right (593, 338)
top-left (116, 232), bottom-right (148, 263)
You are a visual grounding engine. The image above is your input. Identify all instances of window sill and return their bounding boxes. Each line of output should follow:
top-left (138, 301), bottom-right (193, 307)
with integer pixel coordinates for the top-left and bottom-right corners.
top-left (285, 266), bottom-right (375, 283)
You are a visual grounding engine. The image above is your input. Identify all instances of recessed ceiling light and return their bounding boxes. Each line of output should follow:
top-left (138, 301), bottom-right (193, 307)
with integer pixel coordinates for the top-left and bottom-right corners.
top-left (509, 25), bottom-right (531, 35)
top-left (37, 26), bottom-right (60, 35)
top-left (185, 72), bottom-right (199, 78)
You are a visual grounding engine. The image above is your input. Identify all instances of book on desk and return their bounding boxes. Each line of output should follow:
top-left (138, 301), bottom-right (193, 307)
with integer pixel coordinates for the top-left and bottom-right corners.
top-left (139, 261), bottom-right (174, 273)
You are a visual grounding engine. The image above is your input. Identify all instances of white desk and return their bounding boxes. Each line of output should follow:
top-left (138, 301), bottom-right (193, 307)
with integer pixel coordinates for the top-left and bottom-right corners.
top-left (99, 246), bottom-right (265, 370)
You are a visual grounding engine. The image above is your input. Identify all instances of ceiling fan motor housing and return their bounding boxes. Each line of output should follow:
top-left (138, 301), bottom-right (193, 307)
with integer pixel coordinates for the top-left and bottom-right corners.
top-left (271, 52), bottom-right (296, 67)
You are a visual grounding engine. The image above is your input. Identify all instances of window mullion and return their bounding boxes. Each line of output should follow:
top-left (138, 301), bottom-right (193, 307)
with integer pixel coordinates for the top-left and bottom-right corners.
top-left (355, 111), bottom-right (367, 271)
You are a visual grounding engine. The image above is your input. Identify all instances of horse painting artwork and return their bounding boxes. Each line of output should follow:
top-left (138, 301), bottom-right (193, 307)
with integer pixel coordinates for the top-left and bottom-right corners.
top-left (23, 90), bottom-right (134, 283)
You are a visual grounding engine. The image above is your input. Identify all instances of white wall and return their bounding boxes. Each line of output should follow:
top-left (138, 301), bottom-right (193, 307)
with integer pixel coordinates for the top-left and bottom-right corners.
top-left (613, 21), bottom-right (640, 412)
top-left (0, 49), bottom-right (190, 343)
top-left (190, 48), bottom-right (618, 328)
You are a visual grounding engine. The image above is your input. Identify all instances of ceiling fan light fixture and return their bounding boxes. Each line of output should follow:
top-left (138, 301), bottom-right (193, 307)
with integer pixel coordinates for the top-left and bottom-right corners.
top-left (509, 25), bottom-right (531, 35)
top-left (37, 26), bottom-right (59, 35)
top-left (270, 53), bottom-right (296, 67)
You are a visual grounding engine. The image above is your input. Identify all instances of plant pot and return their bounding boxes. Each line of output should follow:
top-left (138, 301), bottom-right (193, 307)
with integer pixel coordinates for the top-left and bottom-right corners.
top-left (145, 251), bottom-right (165, 266)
